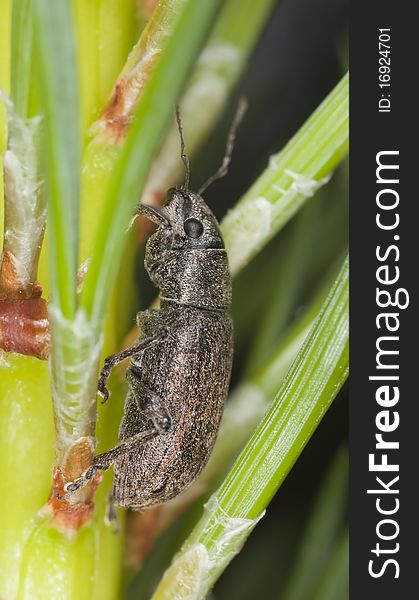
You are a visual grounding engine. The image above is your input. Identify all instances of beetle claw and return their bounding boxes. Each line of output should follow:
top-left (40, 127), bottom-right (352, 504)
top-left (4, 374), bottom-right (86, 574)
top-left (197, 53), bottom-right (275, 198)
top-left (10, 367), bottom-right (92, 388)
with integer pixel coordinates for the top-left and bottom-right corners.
top-left (98, 388), bottom-right (110, 404)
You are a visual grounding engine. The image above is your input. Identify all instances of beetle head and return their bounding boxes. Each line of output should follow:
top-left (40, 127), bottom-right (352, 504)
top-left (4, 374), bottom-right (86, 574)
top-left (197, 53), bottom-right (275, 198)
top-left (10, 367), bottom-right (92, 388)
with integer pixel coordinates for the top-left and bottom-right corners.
top-left (140, 189), bottom-right (231, 309)
top-left (140, 188), bottom-right (224, 272)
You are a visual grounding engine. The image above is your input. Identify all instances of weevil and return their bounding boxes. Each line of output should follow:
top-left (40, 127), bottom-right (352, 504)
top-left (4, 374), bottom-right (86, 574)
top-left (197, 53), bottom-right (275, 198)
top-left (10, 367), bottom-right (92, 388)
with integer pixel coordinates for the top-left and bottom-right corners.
top-left (65, 101), bottom-right (246, 511)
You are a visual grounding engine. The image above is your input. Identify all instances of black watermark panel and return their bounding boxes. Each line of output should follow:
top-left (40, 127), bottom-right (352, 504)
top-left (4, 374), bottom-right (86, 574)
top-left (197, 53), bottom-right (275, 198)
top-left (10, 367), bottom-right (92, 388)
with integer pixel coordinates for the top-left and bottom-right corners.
top-left (350, 2), bottom-right (418, 597)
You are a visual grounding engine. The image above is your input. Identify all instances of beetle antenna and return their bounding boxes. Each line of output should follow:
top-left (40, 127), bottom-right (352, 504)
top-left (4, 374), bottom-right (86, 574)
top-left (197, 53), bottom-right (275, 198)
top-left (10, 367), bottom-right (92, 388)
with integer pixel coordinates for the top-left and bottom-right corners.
top-left (198, 98), bottom-right (247, 196)
top-left (175, 105), bottom-right (190, 190)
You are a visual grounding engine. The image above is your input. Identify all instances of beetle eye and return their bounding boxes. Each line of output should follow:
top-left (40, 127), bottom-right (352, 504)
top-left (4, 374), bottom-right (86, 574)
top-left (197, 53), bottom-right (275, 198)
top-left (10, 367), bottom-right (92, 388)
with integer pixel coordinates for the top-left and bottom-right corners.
top-left (184, 218), bottom-right (204, 238)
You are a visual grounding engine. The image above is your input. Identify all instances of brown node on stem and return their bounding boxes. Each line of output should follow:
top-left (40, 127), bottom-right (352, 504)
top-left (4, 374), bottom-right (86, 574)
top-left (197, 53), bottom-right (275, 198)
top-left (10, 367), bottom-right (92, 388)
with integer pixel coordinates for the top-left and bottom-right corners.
top-left (99, 79), bottom-right (132, 143)
top-left (93, 48), bottom-right (160, 144)
top-left (0, 294), bottom-right (50, 360)
top-left (46, 437), bottom-right (102, 533)
top-left (0, 245), bottom-right (50, 359)
top-left (137, 0), bottom-right (159, 20)
top-left (0, 249), bottom-right (42, 300)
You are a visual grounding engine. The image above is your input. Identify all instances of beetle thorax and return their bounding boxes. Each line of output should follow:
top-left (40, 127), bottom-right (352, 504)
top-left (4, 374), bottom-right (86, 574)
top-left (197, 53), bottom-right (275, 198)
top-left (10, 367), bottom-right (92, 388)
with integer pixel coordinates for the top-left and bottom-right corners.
top-left (154, 249), bottom-right (232, 310)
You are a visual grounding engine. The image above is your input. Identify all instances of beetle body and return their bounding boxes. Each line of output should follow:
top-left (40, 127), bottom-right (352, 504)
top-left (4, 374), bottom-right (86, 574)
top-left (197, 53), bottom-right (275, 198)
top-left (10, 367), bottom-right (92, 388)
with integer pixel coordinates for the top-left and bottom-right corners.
top-left (114, 190), bottom-right (233, 508)
top-left (64, 103), bottom-right (246, 511)
top-left (62, 189), bottom-right (234, 511)
top-left (116, 305), bottom-right (232, 508)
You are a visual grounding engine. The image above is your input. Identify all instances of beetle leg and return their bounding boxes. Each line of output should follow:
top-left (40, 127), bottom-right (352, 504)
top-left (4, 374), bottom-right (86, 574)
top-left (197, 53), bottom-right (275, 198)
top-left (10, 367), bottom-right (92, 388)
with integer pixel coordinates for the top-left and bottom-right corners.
top-left (105, 490), bottom-right (120, 532)
top-left (62, 427), bottom-right (160, 497)
top-left (126, 373), bottom-right (172, 433)
top-left (63, 391), bottom-right (172, 498)
top-left (97, 329), bottom-right (167, 403)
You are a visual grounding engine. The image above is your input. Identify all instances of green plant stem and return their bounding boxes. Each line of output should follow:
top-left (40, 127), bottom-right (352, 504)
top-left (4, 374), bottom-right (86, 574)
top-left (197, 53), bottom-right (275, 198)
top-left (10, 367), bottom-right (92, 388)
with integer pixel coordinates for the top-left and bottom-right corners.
top-left (151, 255), bottom-right (348, 599)
top-left (0, 356), bottom-right (53, 599)
top-left (0, 0), bottom-right (46, 298)
top-left (11, 0), bottom-right (31, 117)
top-left (221, 72), bottom-right (349, 275)
top-left (33, 0), bottom-right (80, 318)
top-left (0, 94), bottom-right (45, 298)
top-left (33, 0), bottom-right (94, 464)
top-left (80, 0), bottom-right (223, 324)
top-left (0, 370), bottom-right (128, 600)
top-left (73, 0), bottom-right (137, 137)
top-left (218, 256), bottom-right (348, 518)
top-left (79, 0), bottom-right (192, 263)
top-left (1, 3), bottom-right (142, 598)
top-left (0, 0), bottom-right (11, 218)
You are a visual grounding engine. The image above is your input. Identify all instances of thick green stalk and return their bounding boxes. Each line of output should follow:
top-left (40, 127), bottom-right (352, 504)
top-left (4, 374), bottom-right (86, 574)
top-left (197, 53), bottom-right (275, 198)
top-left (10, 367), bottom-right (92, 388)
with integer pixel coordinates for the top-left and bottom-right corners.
top-left (0, 0), bottom-right (46, 299)
top-left (1, 3), bottom-right (137, 598)
top-left (0, 356), bottom-right (53, 599)
top-left (0, 2), bottom-right (11, 184)
top-left (73, 0), bottom-right (137, 137)
top-left (79, 0), bottom-right (192, 262)
top-left (151, 256), bottom-right (348, 599)
top-left (221, 72), bottom-right (349, 275)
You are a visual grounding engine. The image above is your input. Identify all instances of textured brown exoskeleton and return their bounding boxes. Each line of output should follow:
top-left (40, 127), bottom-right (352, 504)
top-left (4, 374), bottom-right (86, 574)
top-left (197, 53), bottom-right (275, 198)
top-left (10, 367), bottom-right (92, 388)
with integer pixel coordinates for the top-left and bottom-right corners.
top-left (65, 101), bottom-right (246, 512)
